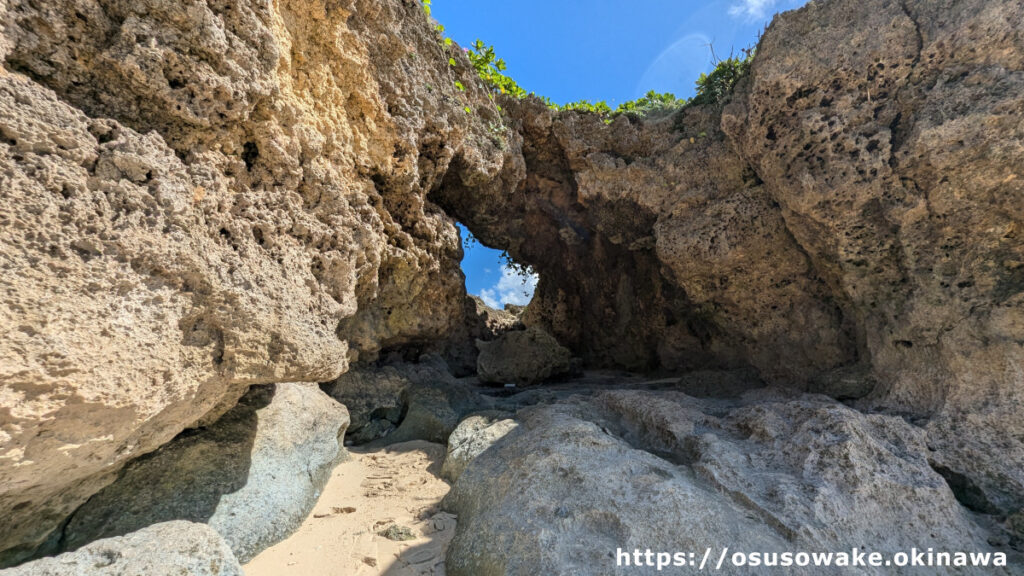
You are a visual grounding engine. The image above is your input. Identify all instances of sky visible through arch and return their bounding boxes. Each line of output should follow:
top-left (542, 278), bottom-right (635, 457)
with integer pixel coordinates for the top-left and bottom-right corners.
top-left (439, 0), bottom-right (809, 308)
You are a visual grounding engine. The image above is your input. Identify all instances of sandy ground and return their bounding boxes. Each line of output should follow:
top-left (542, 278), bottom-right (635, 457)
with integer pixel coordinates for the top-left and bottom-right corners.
top-left (244, 440), bottom-right (455, 576)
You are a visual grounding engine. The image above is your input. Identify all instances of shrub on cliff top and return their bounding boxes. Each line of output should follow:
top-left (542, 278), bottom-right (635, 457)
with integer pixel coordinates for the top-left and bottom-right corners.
top-left (692, 48), bottom-right (755, 106)
top-left (614, 90), bottom-right (687, 117)
top-left (466, 39), bottom-right (528, 99)
top-left (423, 0), bottom-right (753, 115)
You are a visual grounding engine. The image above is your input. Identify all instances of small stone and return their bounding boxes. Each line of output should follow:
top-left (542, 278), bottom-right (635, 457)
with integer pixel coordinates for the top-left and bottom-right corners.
top-left (377, 525), bottom-right (417, 542)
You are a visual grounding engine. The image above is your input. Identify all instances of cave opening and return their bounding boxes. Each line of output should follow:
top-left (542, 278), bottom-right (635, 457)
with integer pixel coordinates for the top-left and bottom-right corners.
top-left (456, 222), bottom-right (537, 312)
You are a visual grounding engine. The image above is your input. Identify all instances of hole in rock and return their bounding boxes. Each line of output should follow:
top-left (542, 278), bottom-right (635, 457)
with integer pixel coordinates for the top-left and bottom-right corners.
top-left (930, 463), bottom-right (1000, 514)
top-left (241, 141), bottom-right (259, 171)
top-left (457, 223), bottom-right (537, 312)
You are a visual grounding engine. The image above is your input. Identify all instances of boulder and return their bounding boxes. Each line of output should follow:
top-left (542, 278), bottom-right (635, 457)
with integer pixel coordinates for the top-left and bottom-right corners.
top-left (0, 522), bottom-right (241, 576)
top-left (444, 389), bottom-right (1006, 575)
top-left (441, 413), bottom-right (518, 482)
top-left (321, 366), bottom-right (409, 444)
top-left (443, 295), bottom-right (523, 376)
top-left (323, 356), bottom-right (491, 445)
top-left (384, 381), bottom-right (494, 446)
top-left (57, 383), bottom-right (348, 563)
top-left (476, 327), bottom-right (572, 385)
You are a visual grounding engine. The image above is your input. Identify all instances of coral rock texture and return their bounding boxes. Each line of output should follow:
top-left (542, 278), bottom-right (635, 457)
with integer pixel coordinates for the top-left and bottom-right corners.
top-left (0, 0), bottom-right (501, 562)
top-left (1, 0), bottom-right (1022, 568)
top-left (444, 389), bottom-right (1007, 576)
top-left (434, 0), bottom-right (1024, 516)
top-left (0, 521), bottom-right (242, 576)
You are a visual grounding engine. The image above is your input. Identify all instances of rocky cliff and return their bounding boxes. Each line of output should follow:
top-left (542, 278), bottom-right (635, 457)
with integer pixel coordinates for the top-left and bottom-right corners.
top-left (0, 0), bottom-right (504, 563)
top-left (0, 0), bottom-right (1021, 569)
top-left (434, 0), bottom-right (1024, 521)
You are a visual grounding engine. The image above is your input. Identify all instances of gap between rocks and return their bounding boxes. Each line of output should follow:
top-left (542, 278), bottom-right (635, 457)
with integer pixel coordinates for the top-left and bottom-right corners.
top-left (244, 441), bottom-right (455, 576)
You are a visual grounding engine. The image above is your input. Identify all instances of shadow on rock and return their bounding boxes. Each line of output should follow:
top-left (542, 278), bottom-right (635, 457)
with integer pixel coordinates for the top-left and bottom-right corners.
top-left (50, 383), bottom-right (349, 564)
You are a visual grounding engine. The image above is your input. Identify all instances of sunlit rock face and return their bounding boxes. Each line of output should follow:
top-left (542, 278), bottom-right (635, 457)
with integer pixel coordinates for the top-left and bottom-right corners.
top-left (0, 0), bottom-right (1020, 568)
top-left (0, 0), bottom-right (506, 562)
top-left (434, 0), bottom-right (1024, 518)
top-left (726, 0), bottom-right (1024, 517)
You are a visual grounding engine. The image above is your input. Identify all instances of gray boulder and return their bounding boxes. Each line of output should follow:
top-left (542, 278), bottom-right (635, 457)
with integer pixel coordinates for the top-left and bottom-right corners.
top-left (441, 413), bottom-right (518, 482)
top-left (0, 522), bottom-right (241, 576)
top-left (384, 381), bottom-right (494, 446)
top-left (323, 356), bottom-right (491, 445)
top-left (321, 365), bottom-right (410, 444)
top-left (443, 295), bottom-right (524, 376)
top-left (59, 383), bottom-right (348, 563)
top-left (476, 327), bottom-right (572, 385)
top-left (444, 389), bottom-right (1006, 575)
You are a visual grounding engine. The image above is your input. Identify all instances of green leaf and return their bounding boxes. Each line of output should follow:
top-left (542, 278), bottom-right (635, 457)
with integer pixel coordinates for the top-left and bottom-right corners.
top-left (464, 106), bottom-right (472, 114)
top-left (454, 81), bottom-right (465, 91)
top-left (449, 57), bottom-right (456, 67)
top-left (692, 48), bottom-right (755, 106)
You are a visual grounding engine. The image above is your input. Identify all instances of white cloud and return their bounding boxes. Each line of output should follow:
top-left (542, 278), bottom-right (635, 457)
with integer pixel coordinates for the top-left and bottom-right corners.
top-left (728, 0), bottom-right (777, 19)
top-left (478, 264), bottom-right (538, 309)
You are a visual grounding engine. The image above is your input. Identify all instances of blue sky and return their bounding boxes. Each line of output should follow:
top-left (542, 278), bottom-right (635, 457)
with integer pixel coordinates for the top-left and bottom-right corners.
top-left (440, 0), bottom-right (809, 307)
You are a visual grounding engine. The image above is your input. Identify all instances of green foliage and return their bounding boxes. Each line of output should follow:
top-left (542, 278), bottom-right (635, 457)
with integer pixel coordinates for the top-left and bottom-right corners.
top-left (550, 92), bottom-right (683, 121)
top-left (466, 39), bottom-right (528, 99)
top-left (423, 1), bottom-right (754, 119)
top-left (501, 251), bottom-right (535, 279)
top-left (426, 5), bottom-right (528, 106)
top-left (558, 99), bottom-right (613, 115)
top-left (544, 46), bottom-right (755, 118)
top-left (692, 48), bottom-right (754, 106)
top-left (539, 96), bottom-right (560, 110)
top-left (614, 90), bottom-right (686, 116)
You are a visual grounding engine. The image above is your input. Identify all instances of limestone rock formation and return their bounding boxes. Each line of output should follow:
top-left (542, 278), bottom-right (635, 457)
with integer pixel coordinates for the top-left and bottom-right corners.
top-left (56, 383), bottom-right (348, 563)
top-left (435, 77), bottom-right (855, 381)
top-left (441, 412), bottom-right (517, 482)
top-left (723, 0), bottom-right (1024, 519)
top-left (476, 327), bottom-right (573, 385)
top-left (443, 295), bottom-right (523, 376)
top-left (434, 0), bottom-right (1024, 518)
top-left (322, 355), bottom-right (493, 445)
top-left (444, 388), bottom-right (1009, 575)
top-left (321, 365), bottom-right (410, 444)
top-left (0, 0), bottom-right (503, 562)
top-left (0, 521), bottom-right (242, 576)
top-left (0, 0), bottom-right (1021, 570)
top-left (385, 378), bottom-right (494, 446)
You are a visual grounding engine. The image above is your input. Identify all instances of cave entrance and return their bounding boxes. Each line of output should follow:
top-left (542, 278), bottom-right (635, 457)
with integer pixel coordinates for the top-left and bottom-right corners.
top-left (457, 223), bottom-right (537, 311)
